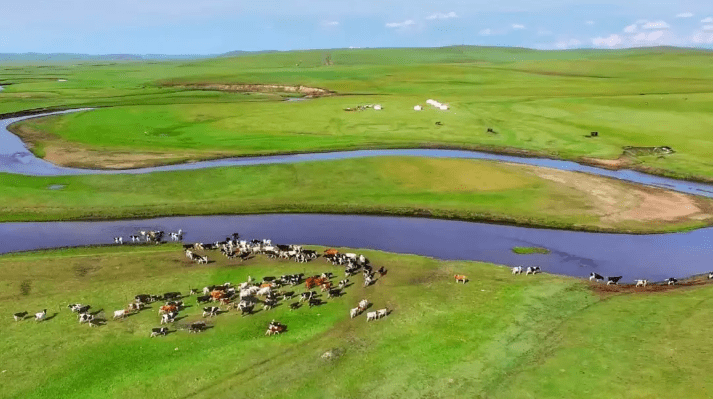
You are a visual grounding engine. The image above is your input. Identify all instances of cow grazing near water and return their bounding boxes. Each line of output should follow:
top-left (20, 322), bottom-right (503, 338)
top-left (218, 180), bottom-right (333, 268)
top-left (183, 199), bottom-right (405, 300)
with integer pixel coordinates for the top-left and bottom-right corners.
top-left (606, 276), bottom-right (622, 285)
top-left (709, 272), bottom-right (713, 280)
top-left (589, 273), bottom-right (604, 282)
top-left (114, 237), bottom-right (123, 245)
top-left (525, 267), bottom-right (541, 275)
top-left (512, 266), bottom-right (523, 275)
top-left (151, 327), bottom-right (169, 337)
top-left (665, 278), bottom-right (678, 285)
top-left (635, 279), bottom-right (648, 287)
top-left (454, 274), bottom-right (468, 283)
top-left (13, 311), bottom-right (28, 321)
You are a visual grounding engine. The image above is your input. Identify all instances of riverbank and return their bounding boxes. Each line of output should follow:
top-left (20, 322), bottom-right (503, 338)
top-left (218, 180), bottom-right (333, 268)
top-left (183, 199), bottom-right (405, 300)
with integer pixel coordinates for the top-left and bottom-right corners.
top-left (2, 245), bottom-right (713, 399)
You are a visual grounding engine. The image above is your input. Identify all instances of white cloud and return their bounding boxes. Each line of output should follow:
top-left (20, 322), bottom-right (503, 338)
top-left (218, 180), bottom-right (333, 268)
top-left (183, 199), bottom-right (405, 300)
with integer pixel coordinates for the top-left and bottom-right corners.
top-left (704, 25), bottom-right (713, 31)
top-left (702, 17), bottom-right (713, 23)
top-left (555, 38), bottom-right (582, 49)
top-left (321, 21), bottom-right (339, 27)
top-left (585, 20), bottom-right (595, 25)
top-left (512, 24), bottom-right (525, 30)
top-left (385, 20), bottom-right (415, 28)
top-left (641, 20), bottom-right (670, 30)
top-left (479, 28), bottom-right (492, 36)
top-left (592, 34), bottom-right (623, 47)
top-left (692, 31), bottom-right (713, 44)
top-left (676, 12), bottom-right (694, 18)
top-left (426, 12), bottom-right (457, 20)
top-left (624, 24), bottom-right (637, 33)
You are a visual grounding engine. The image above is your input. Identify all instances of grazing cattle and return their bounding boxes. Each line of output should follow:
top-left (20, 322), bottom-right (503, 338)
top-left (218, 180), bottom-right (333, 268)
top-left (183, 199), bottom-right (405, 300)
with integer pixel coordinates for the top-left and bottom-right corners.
top-left (320, 282), bottom-right (332, 292)
top-left (526, 267), bottom-right (541, 275)
top-left (89, 319), bottom-right (102, 328)
top-left (210, 291), bottom-right (226, 301)
top-left (163, 292), bottom-right (182, 300)
top-left (308, 298), bottom-right (322, 308)
top-left (359, 254), bottom-right (368, 265)
top-left (324, 248), bottom-right (339, 256)
top-left (160, 311), bottom-right (178, 324)
top-left (635, 279), bottom-right (648, 287)
top-left (13, 311), bottom-right (28, 321)
top-left (366, 312), bottom-right (378, 322)
top-left (358, 299), bottom-right (369, 311)
top-left (281, 291), bottom-right (295, 300)
top-left (196, 295), bottom-right (211, 304)
top-left (607, 276), bottom-right (622, 285)
top-left (114, 237), bottom-right (123, 245)
top-left (127, 303), bottom-right (143, 312)
top-left (665, 278), bottom-right (678, 286)
top-left (377, 308), bottom-right (388, 319)
top-left (263, 299), bottom-right (277, 311)
top-left (34, 309), bottom-right (47, 322)
top-left (377, 266), bottom-right (387, 277)
top-left (328, 288), bottom-right (341, 298)
top-left (202, 306), bottom-right (220, 317)
top-left (150, 327), bottom-right (169, 337)
top-left (289, 302), bottom-right (300, 311)
top-left (257, 286), bottom-right (272, 297)
top-left (708, 272), bottom-right (713, 280)
top-left (265, 320), bottom-right (286, 336)
top-left (240, 304), bottom-right (254, 316)
top-left (189, 321), bottom-right (206, 333)
top-left (300, 291), bottom-right (316, 302)
top-left (78, 313), bottom-right (94, 324)
top-left (512, 266), bottom-right (523, 275)
top-left (350, 307), bottom-right (360, 318)
top-left (135, 294), bottom-right (156, 303)
top-left (130, 235), bottom-right (140, 243)
top-left (363, 275), bottom-right (373, 288)
top-left (589, 272), bottom-right (604, 282)
top-left (159, 305), bottom-right (177, 315)
top-left (454, 274), bottom-right (468, 284)
top-left (113, 309), bottom-right (127, 319)
top-left (338, 279), bottom-right (349, 289)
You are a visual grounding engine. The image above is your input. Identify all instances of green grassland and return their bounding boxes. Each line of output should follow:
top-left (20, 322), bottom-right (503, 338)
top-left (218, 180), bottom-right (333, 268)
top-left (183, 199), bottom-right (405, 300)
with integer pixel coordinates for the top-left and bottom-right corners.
top-left (2, 244), bottom-right (713, 399)
top-left (3, 47), bottom-right (713, 180)
top-left (512, 246), bottom-right (551, 255)
top-left (1, 157), bottom-right (711, 233)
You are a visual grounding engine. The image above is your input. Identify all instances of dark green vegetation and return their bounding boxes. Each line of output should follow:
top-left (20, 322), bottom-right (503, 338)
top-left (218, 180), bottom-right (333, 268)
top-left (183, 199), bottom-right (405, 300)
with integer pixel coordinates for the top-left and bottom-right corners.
top-left (3, 46), bottom-right (713, 181)
top-left (1, 157), bottom-right (712, 233)
top-left (512, 246), bottom-right (551, 255)
top-left (2, 245), bottom-right (713, 398)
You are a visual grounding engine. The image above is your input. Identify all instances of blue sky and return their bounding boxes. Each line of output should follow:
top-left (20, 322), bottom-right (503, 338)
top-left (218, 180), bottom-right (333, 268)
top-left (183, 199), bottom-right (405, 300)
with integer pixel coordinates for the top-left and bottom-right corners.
top-left (1, 0), bottom-right (711, 54)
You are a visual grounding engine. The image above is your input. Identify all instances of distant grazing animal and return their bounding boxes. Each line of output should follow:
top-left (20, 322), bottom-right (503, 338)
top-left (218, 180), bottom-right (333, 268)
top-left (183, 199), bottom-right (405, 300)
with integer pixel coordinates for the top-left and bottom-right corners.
top-left (377, 308), bottom-right (388, 319)
top-left (160, 311), bottom-right (178, 324)
top-left (114, 237), bottom-right (123, 245)
top-left (35, 309), bottom-right (47, 322)
top-left (113, 309), bottom-right (127, 319)
top-left (709, 272), bottom-right (713, 280)
top-left (150, 327), bottom-right (169, 337)
top-left (202, 306), bottom-right (220, 317)
top-left (289, 302), bottom-right (300, 311)
top-left (635, 279), bottom-right (648, 287)
top-left (308, 298), bottom-right (322, 308)
top-left (127, 303), bottom-right (143, 312)
top-left (240, 304), bottom-right (254, 316)
top-left (366, 311), bottom-right (378, 322)
top-left (163, 292), bottom-right (182, 300)
top-left (265, 320), bottom-right (286, 336)
top-left (454, 274), bottom-right (468, 284)
top-left (525, 267), bottom-right (541, 275)
top-left (159, 305), bottom-right (177, 315)
top-left (607, 276), bottom-right (622, 285)
top-left (377, 266), bottom-right (387, 277)
top-left (324, 248), bottom-right (339, 256)
top-left (665, 278), bottom-right (678, 286)
top-left (350, 307), bottom-right (360, 318)
top-left (189, 321), bottom-right (206, 333)
top-left (512, 266), bottom-right (523, 275)
top-left (338, 279), bottom-right (349, 289)
top-left (358, 299), bottom-right (369, 311)
top-left (589, 272), bottom-right (604, 282)
top-left (300, 291), bottom-right (316, 302)
top-left (13, 311), bottom-right (28, 321)
top-left (78, 313), bottom-right (94, 324)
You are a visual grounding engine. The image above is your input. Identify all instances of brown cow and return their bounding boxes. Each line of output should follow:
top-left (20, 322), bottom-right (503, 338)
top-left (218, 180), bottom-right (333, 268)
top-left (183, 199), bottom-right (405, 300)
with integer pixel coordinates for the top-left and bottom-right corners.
top-left (454, 274), bottom-right (468, 284)
top-left (320, 282), bottom-right (332, 292)
top-left (210, 290), bottom-right (226, 300)
top-left (324, 248), bottom-right (339, 256)
top-left (158, 305), bottom-right (177, 315)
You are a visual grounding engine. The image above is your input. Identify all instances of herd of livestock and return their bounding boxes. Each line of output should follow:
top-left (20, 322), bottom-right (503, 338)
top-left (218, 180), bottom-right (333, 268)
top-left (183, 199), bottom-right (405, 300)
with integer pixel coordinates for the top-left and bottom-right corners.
top-left (13, 231), bottom-right (391, 337)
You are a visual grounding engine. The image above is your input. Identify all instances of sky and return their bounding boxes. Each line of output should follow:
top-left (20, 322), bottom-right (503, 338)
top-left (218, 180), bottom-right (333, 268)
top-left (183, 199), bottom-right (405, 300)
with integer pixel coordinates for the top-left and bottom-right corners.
top-left (0, 0), bottom-right (712, 54)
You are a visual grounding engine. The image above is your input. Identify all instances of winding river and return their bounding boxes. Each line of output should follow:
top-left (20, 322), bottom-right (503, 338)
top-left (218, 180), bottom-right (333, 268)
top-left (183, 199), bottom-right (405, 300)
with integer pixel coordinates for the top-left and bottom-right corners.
top-left (2, 110), bottom-right (713, 282)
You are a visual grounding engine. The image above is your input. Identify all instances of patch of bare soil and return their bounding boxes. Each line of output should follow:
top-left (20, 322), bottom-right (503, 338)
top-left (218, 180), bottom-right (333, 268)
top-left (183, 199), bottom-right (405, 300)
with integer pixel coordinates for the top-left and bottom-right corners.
top-left (589, 276), bottom-right (712, 296)
top-left (169, 83), bottom-right (334, 97)
top-left (577, 156), bottom-right (633, 170)
top-left (528, 166), bottom-right (713, 225)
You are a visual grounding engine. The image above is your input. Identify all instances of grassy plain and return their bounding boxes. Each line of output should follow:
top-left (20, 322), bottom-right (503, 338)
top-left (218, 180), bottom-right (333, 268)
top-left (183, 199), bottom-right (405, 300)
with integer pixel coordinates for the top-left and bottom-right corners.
top-left (1, 157), bottom-right (711, 233)
top-left (512, 246), bottom-right (551, 255)
top-left (3, 47), bottom-right (713, 180)
top-left (2, 245), bottom-right (713, 399)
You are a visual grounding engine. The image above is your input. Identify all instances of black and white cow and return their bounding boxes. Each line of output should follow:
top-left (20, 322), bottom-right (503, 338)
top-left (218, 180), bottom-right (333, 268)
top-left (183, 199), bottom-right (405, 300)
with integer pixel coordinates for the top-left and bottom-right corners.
top-left (114, 237), bottom-right (123, 245)
top-left (289, 302), bottom-right (300, 311)
top-left (78, 313), bottom-right (94, 324)
top-left (300, 291), bottom-right (316, 302)
top-left (526, 266), bottom-right (541, 275)
top-left (308, 298), bottom-right (322, 308)
top-left (606, 276), bottom-right (623, 285)
top-left (202, 307), bottom-right (220, 317)
top-left (196, 295), bottom-right (211, 304)
top-left (13, 311), bottom-right (28, 321)
top-left (589, 272), bottom-right (604, 282)
top-left (150, 327), bottom-right (169, 337)
top-left (338, 279), bottom-right (349, 289)
top-left (189, 321), bottom-right (206, 333)
top-left (665, 278), bottom-right (678, 285)
top-left (163, 292), bottom-right (182, 300)
top-left (328, 288), bottom-right (341, 299)
top-left (709, 272), bottom-right (713, 280)
top-left (160, 311), bottom-right (178, 324)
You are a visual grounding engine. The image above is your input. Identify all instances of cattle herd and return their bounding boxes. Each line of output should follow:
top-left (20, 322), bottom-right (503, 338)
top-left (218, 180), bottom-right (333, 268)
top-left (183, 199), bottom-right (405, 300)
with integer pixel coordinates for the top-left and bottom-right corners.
top-left (12, 231), bottom-right (393, 338)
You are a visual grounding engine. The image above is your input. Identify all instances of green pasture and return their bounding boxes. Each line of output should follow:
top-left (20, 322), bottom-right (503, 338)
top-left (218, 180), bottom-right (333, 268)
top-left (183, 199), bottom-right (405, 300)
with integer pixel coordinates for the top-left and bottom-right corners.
top-left (3, 46), bottom-right (713, 180)
top-left (1, 157), bottom-right (710, 233)
top-left (2, 245), bottom-right (713, 398)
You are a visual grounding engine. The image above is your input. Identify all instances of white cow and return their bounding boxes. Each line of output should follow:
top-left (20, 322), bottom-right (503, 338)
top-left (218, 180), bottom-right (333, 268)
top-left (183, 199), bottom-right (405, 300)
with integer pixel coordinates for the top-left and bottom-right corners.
top-left (350, 307), bottom-right (360, 319)
top-left (113, 309), bottom-right (127, 319)
top-left (635, 279), bottom-right (648, 287)
top-left (358, 299), bottom-right (369, 311)
top-left (512, 266), bottom-right (523, 275)
top-left (35, 309), bottom-right (47, 322)
top-left (377, 308), bottom-right (388, 319)
top-left (366, 312), bottom-right (378, 322)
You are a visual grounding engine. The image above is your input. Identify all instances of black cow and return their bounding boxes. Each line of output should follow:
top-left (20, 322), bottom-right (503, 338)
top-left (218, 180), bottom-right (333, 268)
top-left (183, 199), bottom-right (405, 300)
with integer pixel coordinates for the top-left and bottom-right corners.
top-left (377, 267), bottom-right (388, 277)
top-left (163, 292), bottom-right (182, 300)
top-left (189, 321), bottom-right (206, 333)
top-left (589, 272), bottom-right (604, 282)
top-left (135, 294), bottom-right (153, 303)
top-left (289, 302), bottom-right (300, 311)
top-left (196, 295), bottom-right (211, 304)
top-left (150, 327), bottom-right (169, 337)
top-left (308, 298), bottom-right (322, 308)
top-left (13, 311), bottom-right (28, 321)
top-left (328, 288), bottom-right (341, 298)
top-left (240, 304), bottom-right (254, 316)
top-left (281, 291), bottom-right (295, 300)
top-left (607, 276), bottom-right (623, 285)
